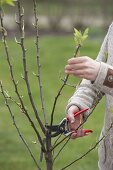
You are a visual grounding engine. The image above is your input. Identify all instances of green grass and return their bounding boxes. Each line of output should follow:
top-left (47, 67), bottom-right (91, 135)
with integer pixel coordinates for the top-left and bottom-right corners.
top-left (0, 35), bottom-right (105, 170)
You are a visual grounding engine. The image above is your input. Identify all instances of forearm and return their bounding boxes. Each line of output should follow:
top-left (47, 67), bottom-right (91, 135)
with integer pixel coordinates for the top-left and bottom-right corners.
top-left (66, 79), bottom-right (104, 118)
top-left (66, 22), bottom-right (113, 117)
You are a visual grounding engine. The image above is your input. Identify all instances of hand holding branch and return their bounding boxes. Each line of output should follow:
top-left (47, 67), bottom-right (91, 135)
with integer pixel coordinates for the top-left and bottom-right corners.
top-left (65, 56), bottom-right (100, 139)
top-left (65, 56), bottom-right (100, 81)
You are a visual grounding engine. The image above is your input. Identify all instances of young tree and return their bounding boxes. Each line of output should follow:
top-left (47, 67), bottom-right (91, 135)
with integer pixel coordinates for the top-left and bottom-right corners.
top-left (0, 0), bottom-right (112, 170)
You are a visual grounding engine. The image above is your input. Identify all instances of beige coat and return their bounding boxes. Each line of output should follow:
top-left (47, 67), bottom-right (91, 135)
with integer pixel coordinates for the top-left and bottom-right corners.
top-left (66, 22), bottom-right (113, 170)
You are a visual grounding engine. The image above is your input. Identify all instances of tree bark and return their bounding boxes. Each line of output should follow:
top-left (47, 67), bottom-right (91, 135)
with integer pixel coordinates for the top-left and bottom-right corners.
top-left (45, 132), bottom-right (53, 170)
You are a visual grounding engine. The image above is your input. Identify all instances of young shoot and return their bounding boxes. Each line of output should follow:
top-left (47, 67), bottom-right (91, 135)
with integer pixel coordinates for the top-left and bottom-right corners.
top-left (74, 28), bottom-right (89, 47)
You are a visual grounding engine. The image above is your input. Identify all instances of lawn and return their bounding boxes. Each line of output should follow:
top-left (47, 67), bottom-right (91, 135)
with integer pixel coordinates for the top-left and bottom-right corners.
top-left (0, 35), bottom-right (105, 170)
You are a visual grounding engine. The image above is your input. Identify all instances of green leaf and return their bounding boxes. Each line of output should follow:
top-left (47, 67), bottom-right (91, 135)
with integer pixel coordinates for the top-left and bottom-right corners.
top-left (73, 28), bottom-right (89, 46)
top-left (0, 0), bottom-right (15, 7)
top-left (83, 28), bottom-right (89, 37)
top-left (74, 28), bottom-right (82, 46)
top-left (74, 28), bottom-right (82, 38)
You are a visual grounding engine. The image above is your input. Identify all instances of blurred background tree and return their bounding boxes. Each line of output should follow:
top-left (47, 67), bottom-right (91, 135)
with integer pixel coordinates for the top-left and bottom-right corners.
top-left (3, 0), bottom-right (113, 37)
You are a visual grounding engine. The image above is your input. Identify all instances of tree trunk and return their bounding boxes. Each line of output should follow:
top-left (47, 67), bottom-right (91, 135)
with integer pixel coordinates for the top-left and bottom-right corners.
top-left (45, 132), bottom-right (53, 170)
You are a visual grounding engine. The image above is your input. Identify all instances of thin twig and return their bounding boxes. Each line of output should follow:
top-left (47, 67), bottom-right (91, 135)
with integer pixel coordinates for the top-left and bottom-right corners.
top-left (16, 0), bottom-right (46, 134)
top-left (0, 81), bottom-right (41, 170)
top-left (53, 134), bottom-right (62, 156)
top-left (53, 138), bottom-right (70, 162)
top-left (51, 91), bottom-right (104, 167)
top-left (4, 92), bottom-right (25, 111)
top-left (51, 90), bottom-right (103, 151)
top-left (61, 78), bottom-right (76, 88)
top-left (51, 112), bottom-right (90, 152)
top-left (51, 133), bottom-right (71, 151)
top-left (4, 92), bottom-right (46, 152)
top-left (60, 122), bottom-right (113, 170)
top-left (0, 7), bottom-right (46, 152)
top-left (52, 112), bottom-right (94, 161)
top-left (53, 134), bottom-right (62, 148)
top-left (51, 109), bottom-right (94, 151)
top-left (50, 44), bottom-right (81, 128)
top-left (33, 0), bottom-right (47, 125)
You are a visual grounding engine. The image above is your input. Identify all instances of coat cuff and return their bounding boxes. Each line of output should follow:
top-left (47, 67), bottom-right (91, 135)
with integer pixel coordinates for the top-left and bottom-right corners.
top-left (93, 62), bottom-right (113, 90)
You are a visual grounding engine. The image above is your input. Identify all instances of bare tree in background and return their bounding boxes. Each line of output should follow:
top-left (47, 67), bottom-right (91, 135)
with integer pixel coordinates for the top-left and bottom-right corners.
top-left (1, 0), bottom-right (113, 170)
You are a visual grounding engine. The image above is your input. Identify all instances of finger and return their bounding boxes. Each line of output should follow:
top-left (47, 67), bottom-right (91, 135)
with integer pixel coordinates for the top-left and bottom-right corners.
top-left (77, 129), bottom-right (85, 137)
top-left (65, 69), bottom-right (84, 78)
top-left (68, 57), bottom-right (88, 64)
top-left (75, 129), bottom-right (93, 137)
top-left (65, 68), bottom-right (84, 75)
top-left (69, 115), bottom-right (81, 130)
top-left (67, 110), bottom-right (82, 126)
top-left (70, 132), bottom-right (77, 139)
top-left (66, 112), bottom-right (75, 123)
top-left (65, 63), bottom-right (87, 71)
top-left (70, 129), bottom-right (85, 139)
top-left (70, 129), bottom-right (93, 139)
top-left (70, 129), bottom-right (84, 139)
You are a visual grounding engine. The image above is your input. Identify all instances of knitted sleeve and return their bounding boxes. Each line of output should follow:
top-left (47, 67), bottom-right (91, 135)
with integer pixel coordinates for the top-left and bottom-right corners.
top-left (66, 23), bottom-right (113, 118)
top-left (92, 23), bottom-right (113, 96)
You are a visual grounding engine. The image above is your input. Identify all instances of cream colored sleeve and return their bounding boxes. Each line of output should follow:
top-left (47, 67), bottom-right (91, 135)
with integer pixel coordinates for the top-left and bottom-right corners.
top-left (66, 23), bottom-right (113, 118)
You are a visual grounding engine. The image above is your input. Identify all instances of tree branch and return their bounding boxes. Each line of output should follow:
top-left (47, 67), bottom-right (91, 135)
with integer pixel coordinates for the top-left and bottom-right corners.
top-left (53, 138), bottom-right (70, 162)
top-left (0, 7), bottom-right (46, 152)
top-left (60, 122), bottom-right (113, 170)
top-left (4, 90), bottom-right (46, 152)
top-left (51, 89), bottom-right (103, 151)
top-left (61, 78), bottom-right (76, 88)
top-left (0, 81), bottom-right (41, 170)
top-left (50, 44), bottom-right (81, 128)
top-left (33, 0), bottom-right (47, 125)
top-left (16, 0), bottom-right (46, 134)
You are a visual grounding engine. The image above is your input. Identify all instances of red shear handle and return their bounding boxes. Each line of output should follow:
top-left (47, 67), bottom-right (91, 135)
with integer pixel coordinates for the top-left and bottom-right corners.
top-left (73, 108), bottom-right (93, 136)
top-left (73, 108), bottom-right (89, 117)
top-left (84, 129), bottom-right (93, 135)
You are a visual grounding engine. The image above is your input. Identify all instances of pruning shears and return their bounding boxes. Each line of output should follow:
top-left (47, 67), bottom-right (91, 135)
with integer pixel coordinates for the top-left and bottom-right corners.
top-left (46, 108), bottom-right (93, 137)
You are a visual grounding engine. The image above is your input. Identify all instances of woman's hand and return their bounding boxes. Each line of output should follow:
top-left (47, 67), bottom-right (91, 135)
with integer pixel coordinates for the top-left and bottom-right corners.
top-left (65, 56), bottom-right (100, 81)
top-left (67, 105), bottom-right (86, 139)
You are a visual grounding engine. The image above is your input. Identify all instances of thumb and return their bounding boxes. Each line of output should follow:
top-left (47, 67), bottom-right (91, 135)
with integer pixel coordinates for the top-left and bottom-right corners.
top-left (67, 112), bottom-right (75, 123)
top-left (67, 105), bottom-right (79, 123)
